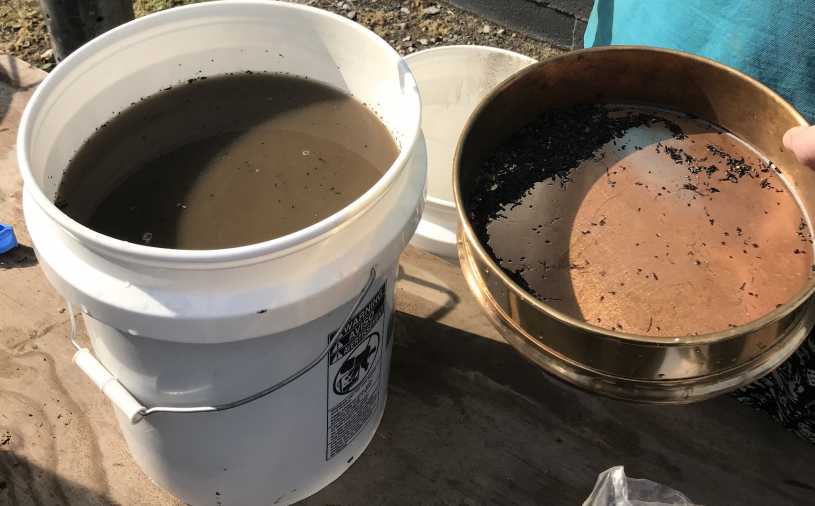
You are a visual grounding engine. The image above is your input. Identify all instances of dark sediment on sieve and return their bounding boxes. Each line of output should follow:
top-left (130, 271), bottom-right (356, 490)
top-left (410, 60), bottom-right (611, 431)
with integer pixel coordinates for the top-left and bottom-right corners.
top-left (469, 104), bottom-right (813, 337)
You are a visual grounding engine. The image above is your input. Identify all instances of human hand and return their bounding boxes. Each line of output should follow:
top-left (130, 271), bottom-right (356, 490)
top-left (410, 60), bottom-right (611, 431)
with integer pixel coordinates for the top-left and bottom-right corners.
top-left (783, 125), bottom-right (815, 167)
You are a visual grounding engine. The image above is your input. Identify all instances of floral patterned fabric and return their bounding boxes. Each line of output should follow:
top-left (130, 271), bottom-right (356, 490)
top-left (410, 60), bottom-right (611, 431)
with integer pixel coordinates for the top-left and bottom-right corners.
top-left (730, 333), bottom-right (815, 444)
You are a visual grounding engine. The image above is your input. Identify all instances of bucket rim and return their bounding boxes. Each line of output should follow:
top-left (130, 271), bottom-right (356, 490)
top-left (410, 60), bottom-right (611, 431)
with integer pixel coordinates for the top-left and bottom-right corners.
top-left (404, 44), bottom-right (536, 212)
top-left (17, 0), bottom-right (422, 264)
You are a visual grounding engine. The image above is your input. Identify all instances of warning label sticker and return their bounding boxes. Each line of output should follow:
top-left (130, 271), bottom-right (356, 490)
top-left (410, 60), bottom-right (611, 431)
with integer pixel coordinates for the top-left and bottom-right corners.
top-left (326, 281), bottom-right (386, 460)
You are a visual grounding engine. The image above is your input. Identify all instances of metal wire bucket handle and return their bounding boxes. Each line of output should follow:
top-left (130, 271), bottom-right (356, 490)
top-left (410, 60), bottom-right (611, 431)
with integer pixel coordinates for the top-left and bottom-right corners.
top-left (68, 267), bottom-right (377, 424)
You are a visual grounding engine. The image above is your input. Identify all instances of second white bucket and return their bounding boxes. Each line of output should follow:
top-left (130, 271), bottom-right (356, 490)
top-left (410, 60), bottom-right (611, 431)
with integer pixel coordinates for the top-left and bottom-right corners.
top-left (17, 2), bottom-right (425, 505)
top-left (405, 46), bottom-right (535, 259)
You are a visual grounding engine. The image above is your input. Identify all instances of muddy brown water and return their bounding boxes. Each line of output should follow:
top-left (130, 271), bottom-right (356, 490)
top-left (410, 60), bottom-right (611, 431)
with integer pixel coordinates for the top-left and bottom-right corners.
top-left (55, 73), bottom-right (399, 250)
top-left (472, 105), bottom-right (814, 337)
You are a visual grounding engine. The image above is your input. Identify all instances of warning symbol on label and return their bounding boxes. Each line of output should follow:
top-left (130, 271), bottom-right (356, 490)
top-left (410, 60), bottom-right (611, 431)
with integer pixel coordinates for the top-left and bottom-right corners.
top-left (333, 332), bottom-right (379, 395)
top-left (326, 281), bottom-right (387, 460)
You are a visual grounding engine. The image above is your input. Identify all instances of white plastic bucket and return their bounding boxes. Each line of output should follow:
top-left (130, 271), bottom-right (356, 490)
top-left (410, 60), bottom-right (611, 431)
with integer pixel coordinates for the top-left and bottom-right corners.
top-left (17, 2), bottom-right (425, 505)
top-left (405, 46), bottom-right (534, 259)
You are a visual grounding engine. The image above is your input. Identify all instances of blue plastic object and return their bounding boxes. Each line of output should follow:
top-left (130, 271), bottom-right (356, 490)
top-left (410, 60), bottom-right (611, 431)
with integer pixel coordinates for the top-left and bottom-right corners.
top-left (0, 223), bottom-right (18, 254)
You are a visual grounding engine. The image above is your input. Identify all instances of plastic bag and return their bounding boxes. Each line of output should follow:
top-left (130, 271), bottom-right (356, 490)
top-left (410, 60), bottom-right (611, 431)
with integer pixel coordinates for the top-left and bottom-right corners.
top-left (582, 466), bottom-right (698, 506)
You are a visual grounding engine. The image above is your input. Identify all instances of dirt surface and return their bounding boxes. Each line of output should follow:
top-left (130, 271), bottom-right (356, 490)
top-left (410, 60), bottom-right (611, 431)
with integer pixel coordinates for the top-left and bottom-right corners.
top-left (1, 0), bottom-right (560, 72)
top-left (0, 0), bottom-right (52, 69)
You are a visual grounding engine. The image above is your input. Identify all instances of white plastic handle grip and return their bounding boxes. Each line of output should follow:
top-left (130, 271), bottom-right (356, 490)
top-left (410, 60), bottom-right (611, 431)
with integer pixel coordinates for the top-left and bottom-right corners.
top-left (73, 348), bottom-right (145, 424)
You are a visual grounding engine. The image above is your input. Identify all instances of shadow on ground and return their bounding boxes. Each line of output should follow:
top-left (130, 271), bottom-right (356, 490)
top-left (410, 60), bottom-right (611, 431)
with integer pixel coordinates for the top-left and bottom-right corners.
top-left (0, 310), bottom-right (813, 506)
top-left (300, 310), bottom-right (815, 506)
top-left (0, 244), bottom-right (38, 269)
top-left (0, 53), bottom-right (41, 125)
top-left (0, 448), bottom-right (112, 506)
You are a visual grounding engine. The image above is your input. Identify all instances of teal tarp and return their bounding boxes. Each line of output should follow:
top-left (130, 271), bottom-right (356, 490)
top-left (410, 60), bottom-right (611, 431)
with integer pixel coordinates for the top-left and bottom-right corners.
top-left (584, 0), bottom-right (815, 123)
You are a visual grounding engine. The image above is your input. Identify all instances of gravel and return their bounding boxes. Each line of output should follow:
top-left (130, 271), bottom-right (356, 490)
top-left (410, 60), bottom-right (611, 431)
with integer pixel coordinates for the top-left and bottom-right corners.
top-left (1, 0), bottom-right (561, 72)
top-left (0, 0), bottom-right (53, 69)
top-left (313, 0), bottom-right (561, 59)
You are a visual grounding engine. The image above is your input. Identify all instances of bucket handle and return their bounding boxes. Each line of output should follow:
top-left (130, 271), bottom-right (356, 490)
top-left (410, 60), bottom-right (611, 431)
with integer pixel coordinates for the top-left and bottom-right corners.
top-left (67, 267), bottom-right (377, 424)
